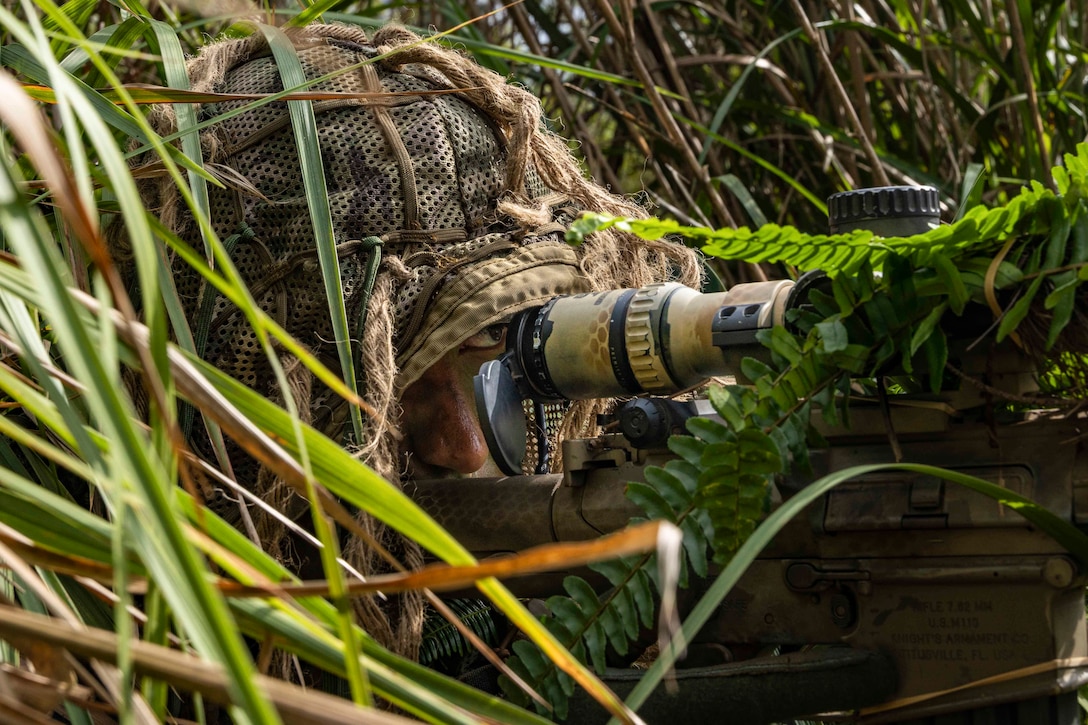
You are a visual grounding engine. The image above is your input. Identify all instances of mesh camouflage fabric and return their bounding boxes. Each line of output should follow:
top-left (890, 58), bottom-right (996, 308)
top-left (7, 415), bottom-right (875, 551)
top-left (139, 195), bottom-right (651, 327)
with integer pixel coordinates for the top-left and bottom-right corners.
top-left (139, 22), bottom-right (702, 661)
top-left (175, 24), bottom-right (580, 403)
top-left (162, 22), bottom-right (703, 453)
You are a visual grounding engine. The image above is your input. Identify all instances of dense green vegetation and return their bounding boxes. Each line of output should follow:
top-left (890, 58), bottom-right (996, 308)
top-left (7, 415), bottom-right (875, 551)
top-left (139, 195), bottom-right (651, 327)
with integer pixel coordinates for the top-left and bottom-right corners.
top-left (0, 1), bottom-right (1086, 723)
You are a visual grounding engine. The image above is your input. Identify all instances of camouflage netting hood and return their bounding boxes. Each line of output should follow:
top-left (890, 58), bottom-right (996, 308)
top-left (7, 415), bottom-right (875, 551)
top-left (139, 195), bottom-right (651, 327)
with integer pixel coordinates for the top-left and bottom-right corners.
top-left (137, 22), bottom-right (701, 661)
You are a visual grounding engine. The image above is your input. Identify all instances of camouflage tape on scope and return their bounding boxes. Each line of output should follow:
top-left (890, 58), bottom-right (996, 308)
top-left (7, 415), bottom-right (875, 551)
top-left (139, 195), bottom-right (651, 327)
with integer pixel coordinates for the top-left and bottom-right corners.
top-left (529, 281), bottom-right (795, 399)
top-left (529, 283), bottom-right (729, 399)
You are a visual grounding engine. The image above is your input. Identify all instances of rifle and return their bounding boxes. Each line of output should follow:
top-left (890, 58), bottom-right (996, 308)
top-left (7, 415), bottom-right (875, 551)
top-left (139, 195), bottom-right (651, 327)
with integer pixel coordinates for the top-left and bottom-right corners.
top-left (411, 188), bottom-right (1088, 724)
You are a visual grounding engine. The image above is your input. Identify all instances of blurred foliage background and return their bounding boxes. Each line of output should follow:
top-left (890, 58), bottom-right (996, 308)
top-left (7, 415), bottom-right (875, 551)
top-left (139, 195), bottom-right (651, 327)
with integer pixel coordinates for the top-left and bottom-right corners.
top-left (38, 1), bottom-right (1088, 248)
top-left (104, 0), bottom-right (1087, 281)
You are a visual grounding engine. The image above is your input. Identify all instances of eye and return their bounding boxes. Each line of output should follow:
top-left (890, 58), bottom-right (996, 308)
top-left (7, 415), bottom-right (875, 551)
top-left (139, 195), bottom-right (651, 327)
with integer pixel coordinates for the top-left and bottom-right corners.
top-left (461, 324), bottom-right (507, 351)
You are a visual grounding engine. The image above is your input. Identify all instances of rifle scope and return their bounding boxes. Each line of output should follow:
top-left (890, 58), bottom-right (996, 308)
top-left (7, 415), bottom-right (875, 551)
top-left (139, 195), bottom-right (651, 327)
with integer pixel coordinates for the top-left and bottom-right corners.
top-left (502, 279), bottom-right (796, 401)
top-left (473, 278), bottom-right (795, 475)
top-left (473, 185), bottom-right (940, 474)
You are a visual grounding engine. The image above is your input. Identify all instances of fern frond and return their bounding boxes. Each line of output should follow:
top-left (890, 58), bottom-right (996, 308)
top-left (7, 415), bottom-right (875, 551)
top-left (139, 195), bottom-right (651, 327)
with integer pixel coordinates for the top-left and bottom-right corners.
top-left (565, 155), bottom-right (1075, 278)
top-left (512, 144), bottom-right (1088, 718)
top-left (589, 557), bottom-right (657, 632)
top-left (500, 427), bottom-right (737, 716)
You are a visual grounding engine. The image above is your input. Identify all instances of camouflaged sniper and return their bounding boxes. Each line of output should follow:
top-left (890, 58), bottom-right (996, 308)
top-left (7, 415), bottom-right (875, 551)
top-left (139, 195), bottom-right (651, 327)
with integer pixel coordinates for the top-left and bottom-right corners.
top-left (135, 22), bottom-right (701, 659)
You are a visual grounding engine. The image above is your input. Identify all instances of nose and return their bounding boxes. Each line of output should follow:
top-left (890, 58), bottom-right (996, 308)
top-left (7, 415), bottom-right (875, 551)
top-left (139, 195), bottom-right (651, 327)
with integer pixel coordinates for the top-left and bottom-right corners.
top-left (401, 353), bottom-right (490, 476)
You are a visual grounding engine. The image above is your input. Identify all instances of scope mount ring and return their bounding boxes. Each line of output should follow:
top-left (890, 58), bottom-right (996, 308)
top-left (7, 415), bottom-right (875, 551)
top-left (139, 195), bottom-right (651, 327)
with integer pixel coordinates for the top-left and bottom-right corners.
top-left (624, 283), bottom-right (677, 394)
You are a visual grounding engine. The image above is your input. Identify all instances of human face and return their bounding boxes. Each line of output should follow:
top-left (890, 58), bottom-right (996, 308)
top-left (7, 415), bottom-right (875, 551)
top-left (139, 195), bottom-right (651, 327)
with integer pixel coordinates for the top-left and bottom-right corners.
top-left (399, 324), bottom-right (509, 479)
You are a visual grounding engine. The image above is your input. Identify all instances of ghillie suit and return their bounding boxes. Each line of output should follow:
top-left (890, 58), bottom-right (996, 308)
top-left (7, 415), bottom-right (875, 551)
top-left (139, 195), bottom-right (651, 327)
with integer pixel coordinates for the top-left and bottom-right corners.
top-left (129, 22), bottom-right (701, 666)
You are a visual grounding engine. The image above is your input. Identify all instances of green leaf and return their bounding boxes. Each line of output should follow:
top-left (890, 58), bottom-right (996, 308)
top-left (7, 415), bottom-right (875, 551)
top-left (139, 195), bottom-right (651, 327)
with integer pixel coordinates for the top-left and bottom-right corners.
top-left (1069, 203), bottom-right (1088, 264)
top-left (510, 641), bottom-right (559, 704)
top-left (830, 274), bottom-right (858, 314)
top-left (679, 516), bottom-right (710, 578)
top-left (735, 429), bottom-right (784, 475)
top-left (256, 23), bottom-right (364, 441)
top-left (715, 174), bottom-right (768, 227)
top-left (960, 258), bottom-right (1025, 289)
top-left (630, 569), bottom-right (657, 629)
top-left (996, 274), bottom-right (1046, 342)
top-left (662, 460), bottom-right (701, 496)
top-left (626, 482), bottom-right (678, 522)
top-left (588, 558), bottom-right (632, 589)
top-left (610, 578), bottom-right (642, 641)
top-left (644, 466), bottom-right (694, 512)
top-left (1043, 271), bottom-right (1078, 349)
top-left (597, 600), bottom-right (629, 656)
top-left (1043, 200), bottom-right (1072, 269)
top-left (909, 303), bottom-right (948, 357)
top-left (705, 386), bottom-right (745, 430)
top-left (865, 294), bottom-right (900, 338)
top-left (814, 319), bottom-right (848, 353)
top-left (767, 426), bottom-right (793, 472)
top-left (781, 406), bottom-right (813, 472)
top-left (766, 324), bottom-right (804, 364)
top-left (740, 356), bottom-right (776, 383)
top-left (931, 255), bottom-right (968, 314)
top-left (566, 212), bottom-right (616, 245)
top-left (830, 344), bottom-right (871, 374)
top-left (854, 259), bottom-right (877, 302)
top-left (699, 444), bottom-right (740, 472)
top-left (953, 162), bottom-right (986, 222)
top-left (560, 579), bottom-right (608, 673)
top-left (686, 413), bottom-right (733, 443)
top-left (922, 328), bottom-right (949, 393)
top-left (977, 206), bottom-right (1013, 239)
top-left (668, 435), bottom-right (706, 466)
top-left (546, 596), bottom-right (586, 640)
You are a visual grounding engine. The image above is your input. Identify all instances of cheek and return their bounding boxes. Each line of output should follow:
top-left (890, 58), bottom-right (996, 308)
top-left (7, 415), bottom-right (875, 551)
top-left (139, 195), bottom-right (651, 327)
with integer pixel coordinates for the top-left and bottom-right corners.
top-left (399, 352), bottom-right (492, 475)
top-left (402, 355), bottom-right (473, 416)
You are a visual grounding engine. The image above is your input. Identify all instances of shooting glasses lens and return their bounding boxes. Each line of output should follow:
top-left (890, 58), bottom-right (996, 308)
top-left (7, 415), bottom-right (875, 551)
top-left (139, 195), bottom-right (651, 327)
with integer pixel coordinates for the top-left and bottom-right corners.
top-left (473, 359), bottom-right (527, 476)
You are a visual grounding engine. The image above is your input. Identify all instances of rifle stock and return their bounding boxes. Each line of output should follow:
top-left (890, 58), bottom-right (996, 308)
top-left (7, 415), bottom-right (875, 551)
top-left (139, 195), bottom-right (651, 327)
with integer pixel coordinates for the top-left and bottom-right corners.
top-left (412, 402), bottom-right (1088, 723)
